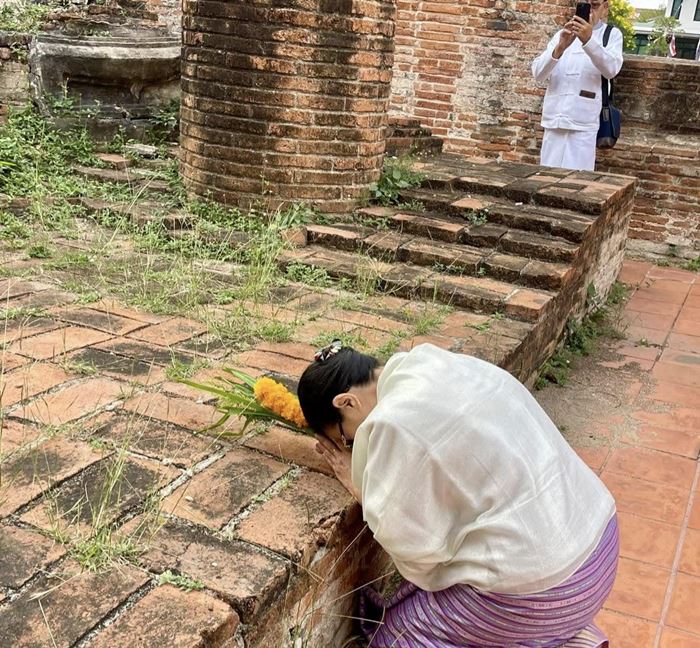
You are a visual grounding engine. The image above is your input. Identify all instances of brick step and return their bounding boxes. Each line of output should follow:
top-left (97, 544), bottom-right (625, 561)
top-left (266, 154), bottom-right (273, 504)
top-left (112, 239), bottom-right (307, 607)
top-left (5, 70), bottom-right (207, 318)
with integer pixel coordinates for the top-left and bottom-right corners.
top-left (280, 246), bottom-right (556, 323)
top-left (397, 187), bottom-right (593, 244)
top-left (73, 166), bottom-right (171, 195)
top-left (412, 154), bottom-right (630, 216)
top-left (356, 206), bottom-right (579, 264)
top-left (77, 198), bottom-right (193, 230)
top-left (307, 223), bottom-right (571, 291)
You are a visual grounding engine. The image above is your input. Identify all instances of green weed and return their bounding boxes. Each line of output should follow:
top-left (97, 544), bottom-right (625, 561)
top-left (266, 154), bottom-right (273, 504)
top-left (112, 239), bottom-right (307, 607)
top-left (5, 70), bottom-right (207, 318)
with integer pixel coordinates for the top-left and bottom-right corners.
top-left (158, 570), bottom-right (205, 592)
top-left (370, 156), bottom-right (424, 205)
top-left (536, 282), bottom-right (629, 389)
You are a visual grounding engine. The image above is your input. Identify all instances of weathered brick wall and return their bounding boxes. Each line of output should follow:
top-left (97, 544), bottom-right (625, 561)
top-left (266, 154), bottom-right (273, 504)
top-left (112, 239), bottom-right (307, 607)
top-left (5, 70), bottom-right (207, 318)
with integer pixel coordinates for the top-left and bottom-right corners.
top-left (613, 55), bottom-right (700, 134)
top-left (596, 57), bottom-right (700, 258)
top-left (142, 0), bottom-right (182, 35)
top-left (389, 0), bottom-right (571, 161)
top-left (180, 0), bottom-right (396, 213)
top-left (0, 35), bottom-right (30, 114)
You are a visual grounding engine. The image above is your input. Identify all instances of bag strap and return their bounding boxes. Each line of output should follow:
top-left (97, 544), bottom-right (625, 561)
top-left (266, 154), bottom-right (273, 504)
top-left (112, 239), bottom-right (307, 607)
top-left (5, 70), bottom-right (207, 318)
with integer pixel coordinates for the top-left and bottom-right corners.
top-left (601, 24), bottom-right (614, 108)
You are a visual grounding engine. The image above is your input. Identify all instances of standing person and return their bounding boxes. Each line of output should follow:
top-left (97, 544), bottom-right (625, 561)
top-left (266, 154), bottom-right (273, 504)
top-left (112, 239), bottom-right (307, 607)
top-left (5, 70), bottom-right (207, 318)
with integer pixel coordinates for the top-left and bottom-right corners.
top-left (298, 342), bottom-right (619, 648)
top-left (532, 1), bottom-right (623, 171)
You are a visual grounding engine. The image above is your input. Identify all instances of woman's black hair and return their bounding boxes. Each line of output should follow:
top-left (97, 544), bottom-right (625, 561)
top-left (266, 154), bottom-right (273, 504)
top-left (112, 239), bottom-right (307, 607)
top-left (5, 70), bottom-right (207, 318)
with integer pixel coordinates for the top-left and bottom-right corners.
top-left (297, 346), bottom-right (378, 434)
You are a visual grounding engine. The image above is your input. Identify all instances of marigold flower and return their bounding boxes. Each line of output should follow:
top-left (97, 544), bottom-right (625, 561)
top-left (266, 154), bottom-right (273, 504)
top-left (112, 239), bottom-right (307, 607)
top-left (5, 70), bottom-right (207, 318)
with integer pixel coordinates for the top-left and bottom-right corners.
top-left (254, 377), bottom-right (308, 429)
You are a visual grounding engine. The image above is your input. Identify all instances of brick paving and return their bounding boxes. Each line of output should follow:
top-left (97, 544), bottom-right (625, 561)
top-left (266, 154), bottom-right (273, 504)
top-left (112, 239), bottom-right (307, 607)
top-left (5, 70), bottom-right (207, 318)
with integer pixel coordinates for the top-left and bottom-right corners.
top-left (535, 260), bottom-right (700, 647)
top-left (0, 259), bottom-right (698, 646)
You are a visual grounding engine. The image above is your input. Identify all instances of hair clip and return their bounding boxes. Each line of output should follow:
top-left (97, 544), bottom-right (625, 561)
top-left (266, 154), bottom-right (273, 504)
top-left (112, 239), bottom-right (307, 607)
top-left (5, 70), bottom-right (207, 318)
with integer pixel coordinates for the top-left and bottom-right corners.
top-left (314, 339), bottom-right (342, 362)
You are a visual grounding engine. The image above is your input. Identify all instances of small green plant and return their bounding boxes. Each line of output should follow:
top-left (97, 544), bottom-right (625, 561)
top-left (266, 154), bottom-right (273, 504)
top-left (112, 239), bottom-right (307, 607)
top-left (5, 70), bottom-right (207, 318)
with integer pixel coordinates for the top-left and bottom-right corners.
top-left (536, 282), bottom-right (628, 389)
top-left (158, 570), bottom-right (205, 592)
top-left (467, 208), bottom-right (489, 226)
top-left (370, 156), bottom-right (424, 206)
top-left (0, 211), bottom-right (30, 241)
top-left (397, 199), bottom-right (426, 212)
top-left (256, 320), bottom-right (294, 343)
top-left (26, 242), bottom-right (52, 259)
top-left (72, 527), bottom-right (142, 572)
top-left (62, 360), bottom-right (98, 376)
top-left (285, 263), bottom-right (332, 287)
top-left (0, 0), bottom-right (54, 33)
top-left (1, 306), bottom-right (48, 320)
top-left (149, 100), bottom-right (180, 142)
top-left (165, 357), bottom-right (206, 382)
top-left (683, 257), bottom-right (700, 272)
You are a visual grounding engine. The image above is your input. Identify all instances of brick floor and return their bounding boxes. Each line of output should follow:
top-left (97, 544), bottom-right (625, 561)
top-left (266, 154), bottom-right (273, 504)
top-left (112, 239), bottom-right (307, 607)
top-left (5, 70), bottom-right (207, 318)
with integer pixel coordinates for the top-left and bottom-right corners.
top-left (562, 261), bottom-right (700, 647)
top-left (0, 259), bottom-right (698, 647)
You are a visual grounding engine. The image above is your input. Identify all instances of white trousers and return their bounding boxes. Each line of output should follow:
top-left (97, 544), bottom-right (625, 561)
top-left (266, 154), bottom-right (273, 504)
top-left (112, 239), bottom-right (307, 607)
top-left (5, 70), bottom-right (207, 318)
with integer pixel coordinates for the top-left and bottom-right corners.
top-left (540, 128), bottom-right (597, 171)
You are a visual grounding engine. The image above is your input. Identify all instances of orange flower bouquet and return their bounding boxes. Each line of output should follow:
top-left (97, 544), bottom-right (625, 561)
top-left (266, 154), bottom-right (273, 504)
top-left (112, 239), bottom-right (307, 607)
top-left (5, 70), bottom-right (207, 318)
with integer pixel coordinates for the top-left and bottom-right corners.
top-left (184, 369), bottom-right (311, 435)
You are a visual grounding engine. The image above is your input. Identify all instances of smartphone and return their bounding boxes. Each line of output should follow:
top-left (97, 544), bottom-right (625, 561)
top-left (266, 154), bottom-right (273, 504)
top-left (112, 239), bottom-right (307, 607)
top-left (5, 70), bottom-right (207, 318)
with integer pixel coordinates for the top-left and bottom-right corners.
top-left (575, 2), bottom-right (592, 21)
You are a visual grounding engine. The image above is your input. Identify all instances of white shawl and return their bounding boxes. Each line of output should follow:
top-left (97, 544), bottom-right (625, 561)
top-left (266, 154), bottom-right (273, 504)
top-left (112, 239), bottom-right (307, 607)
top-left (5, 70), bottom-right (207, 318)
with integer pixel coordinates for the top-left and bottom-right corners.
top-left (351, 344), bottom-right (615, 595)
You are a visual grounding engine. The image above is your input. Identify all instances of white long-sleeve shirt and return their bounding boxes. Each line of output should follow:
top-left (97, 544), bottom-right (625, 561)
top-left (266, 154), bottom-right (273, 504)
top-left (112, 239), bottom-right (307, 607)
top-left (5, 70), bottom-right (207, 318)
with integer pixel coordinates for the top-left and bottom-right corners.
top-left (351, 344), bottom-right (616, 595)
top-left (532, 22), bottom-right (623, 131)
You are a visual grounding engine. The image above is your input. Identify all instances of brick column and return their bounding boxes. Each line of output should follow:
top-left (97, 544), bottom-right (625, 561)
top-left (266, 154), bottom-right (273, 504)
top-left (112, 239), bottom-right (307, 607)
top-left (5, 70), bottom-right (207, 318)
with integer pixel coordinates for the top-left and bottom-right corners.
top-left (180, 0), bottom-right (396, 213)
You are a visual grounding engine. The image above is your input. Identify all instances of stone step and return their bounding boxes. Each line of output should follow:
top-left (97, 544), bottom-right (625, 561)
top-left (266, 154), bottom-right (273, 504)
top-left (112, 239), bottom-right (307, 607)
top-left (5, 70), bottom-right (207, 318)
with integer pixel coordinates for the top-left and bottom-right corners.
top-left (307, 223), bottom-right (572, 291)
top-left (356, 206), bottom-right (580, 264)
top-left (397, 187), bottom-right (593, 244)
top-left (412, 154), bottom-right (633, 216)
top-left (77, 198), bottom-right (193, 230)
top-left (280, 246), bottom-right (556, 323)
top-left (73, 165), bottom-right (171, 195)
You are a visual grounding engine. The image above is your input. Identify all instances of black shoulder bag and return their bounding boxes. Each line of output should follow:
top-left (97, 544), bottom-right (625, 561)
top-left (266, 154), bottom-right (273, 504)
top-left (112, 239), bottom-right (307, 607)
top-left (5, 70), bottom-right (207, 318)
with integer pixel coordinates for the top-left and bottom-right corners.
top-left (596, 24), bottom-right (621, 149)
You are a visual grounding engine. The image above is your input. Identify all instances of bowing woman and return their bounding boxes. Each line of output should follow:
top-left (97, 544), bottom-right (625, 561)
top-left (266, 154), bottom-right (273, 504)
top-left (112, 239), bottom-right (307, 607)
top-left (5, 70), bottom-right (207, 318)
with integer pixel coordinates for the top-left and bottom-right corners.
top-left (297, 341), bottom-right (618, 648)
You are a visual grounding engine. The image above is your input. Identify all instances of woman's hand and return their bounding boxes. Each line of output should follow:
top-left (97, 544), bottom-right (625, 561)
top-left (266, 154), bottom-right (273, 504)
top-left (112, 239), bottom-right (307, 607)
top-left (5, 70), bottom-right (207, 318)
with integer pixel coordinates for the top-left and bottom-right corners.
top-left (553, 28), bottom-right (576, 59)
top-left (567, 16), bottom-right (593, 44)
top-left (315, 435), bottom-right (362, 503)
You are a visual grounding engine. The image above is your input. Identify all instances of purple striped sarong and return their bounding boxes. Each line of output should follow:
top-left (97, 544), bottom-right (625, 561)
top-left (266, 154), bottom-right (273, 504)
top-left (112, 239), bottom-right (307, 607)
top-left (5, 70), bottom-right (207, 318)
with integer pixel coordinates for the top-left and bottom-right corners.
top-left (360, 515), bottom-right (619, 648)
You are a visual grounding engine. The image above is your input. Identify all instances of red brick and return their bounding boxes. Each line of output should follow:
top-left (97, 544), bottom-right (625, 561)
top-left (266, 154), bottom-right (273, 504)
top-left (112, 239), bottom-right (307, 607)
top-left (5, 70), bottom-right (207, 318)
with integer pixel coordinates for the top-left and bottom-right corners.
top-left (625, 295), bottom-right (682, 316)
top-left (87, 585), bottom-right (239, 648)
top-left (91, 413), bottom-right (218, 467)
top-left (0, 526), bottom-right (65, 588)
top-left (0, 351), bottom-right (28, 373)
top-left (604, 557), bottom-right (670, 621)
top-left (244, 425), bottom-right (333, 476)
top-left (254, 341), bottom-right (317, 360)
top-left (17, 378), bottom-right (124, 426)
top-left (88, 298), bottom-right (168, 324)
top-left (647, 380), bottom-right (699, 408)
top-left (0, 362), bottom-right (73, 407)
top-left (0, 560), bottom-right (148, 647)
top-left (122, 391), bottom-right (242, 433)
top-left (666, 332), bottom-right (700, 354)
top-left (0, 418), bottom-right (41, 456)
top-left (21, 456), bottom-right (178, 536)
top-left (504, 289), bottom-right (552, 321)
top-left (601, 471), bottom-right (690, 526)
top-left (674, 306), bottom-right (700, 336)
top-left (236, 471), bottom-right (352, 561)
top-left (595, 609), bottom-right (657, 648)
top-left (52, 306), bottom-right (146, 336)
top-left (660, 629), bottom-right (700, 648)
top-left (129, 517), bottom-right (288, 621)
top-left (127, 317), bottom-right (207, 346)
top-left (0, 438), bottom-right (102, 516)
top-left (605, 446), bottom-right (696, 491)
top-left (162, 448), bottom-right (288, 529)
top-left (616, 512), bottom-right (679, 569)
top-left (234, 350), bottom-right (311, 377)
top-left (8, 326), bottom-right (112, 360)
top-left (623, 310), bottom-right (677, 332)
top-left (667, 573), bottom-right (700, 636)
